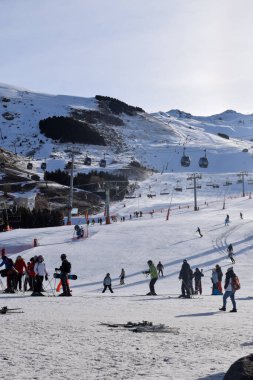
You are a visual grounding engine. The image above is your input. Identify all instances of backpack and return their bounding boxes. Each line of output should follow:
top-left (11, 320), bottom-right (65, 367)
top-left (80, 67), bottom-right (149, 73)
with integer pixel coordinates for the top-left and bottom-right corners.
top-left (232, 276), bottom-right (241, 291)
top-left (64, 260), bottom-right (71, 274)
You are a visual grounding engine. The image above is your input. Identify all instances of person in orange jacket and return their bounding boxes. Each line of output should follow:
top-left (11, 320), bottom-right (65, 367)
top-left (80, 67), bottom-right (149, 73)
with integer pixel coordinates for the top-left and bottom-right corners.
top-left (14, 256), bottom-right (27, 291)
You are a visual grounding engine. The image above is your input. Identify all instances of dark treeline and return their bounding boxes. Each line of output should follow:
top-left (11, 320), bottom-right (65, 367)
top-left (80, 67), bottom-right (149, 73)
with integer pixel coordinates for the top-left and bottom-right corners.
top-left (2, 207), bottom-right (64, 230)
top-left (44, 170), bottom-right (129, 200)
top-left (95, 95), bottom-right (144, 116)
top-left (39, 116), bottom-right (106, 145)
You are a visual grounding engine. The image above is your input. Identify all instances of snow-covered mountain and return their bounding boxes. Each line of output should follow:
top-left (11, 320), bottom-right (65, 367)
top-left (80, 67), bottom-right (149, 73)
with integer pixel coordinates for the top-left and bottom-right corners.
top-left (1, 83), bottom-right (253, 177)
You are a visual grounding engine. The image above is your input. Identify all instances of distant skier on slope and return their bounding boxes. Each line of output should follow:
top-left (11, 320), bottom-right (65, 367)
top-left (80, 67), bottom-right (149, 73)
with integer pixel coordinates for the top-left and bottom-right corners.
top-left (102, 273), bottom-right (114, 293)
top-left (227, 243), bottom-right (235, 264)
top-left (143, 260), bottom-right (158, 295)
top-left (178, 259), bottom-right (192, 298)
top-left (196, 227), bottom-right (203, 237)
top-left (157, 261), bottom-right (164, 277)
top-left (119, 268), bottom-right (125, 285)
top-left (225, 215), bottom-right (230, 226)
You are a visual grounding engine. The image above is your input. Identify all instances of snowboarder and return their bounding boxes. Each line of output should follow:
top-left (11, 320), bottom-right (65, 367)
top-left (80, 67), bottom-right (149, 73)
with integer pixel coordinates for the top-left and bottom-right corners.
top-left (32, 255), bottom-right (48, 296)
top-left (102, 273), bottom-right (113, 293)
top-left (227, 243), bottom-right (235, 264)
top-left (193, 268), bottom-right (204, 295)
top-left (178, 259), bottom-right (192, 298)
top-left (157, 261), bottom-right (164, 277)
top-left (196, 227), bottom-right (203, 237)
top-left (219, 267), bottom-right (238, 312)
top-left (215, 264), bottom-right (223, 294)
top-left (143, 260), bottom-right (158, 295)
top-left (119, 268), bottom-right (125, 285)
top-left (55, 254), bottom-right (72, 296)
top-left (211, 268), bottom-right (220, 295)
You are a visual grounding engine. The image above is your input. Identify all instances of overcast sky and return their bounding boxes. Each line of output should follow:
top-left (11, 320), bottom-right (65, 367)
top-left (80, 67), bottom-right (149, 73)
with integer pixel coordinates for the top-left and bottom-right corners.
top-left (1, 0), bottom-right (253, 115)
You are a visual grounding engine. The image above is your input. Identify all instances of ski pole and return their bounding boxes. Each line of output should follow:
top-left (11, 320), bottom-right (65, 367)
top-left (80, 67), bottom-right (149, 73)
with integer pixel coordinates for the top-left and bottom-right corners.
top-left (47, 277), bottom-right (55, 296)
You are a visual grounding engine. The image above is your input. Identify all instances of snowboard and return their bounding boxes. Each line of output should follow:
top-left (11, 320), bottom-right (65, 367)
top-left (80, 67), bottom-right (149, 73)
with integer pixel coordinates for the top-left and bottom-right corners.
top-left (53, 273), bottom-right (77, 280)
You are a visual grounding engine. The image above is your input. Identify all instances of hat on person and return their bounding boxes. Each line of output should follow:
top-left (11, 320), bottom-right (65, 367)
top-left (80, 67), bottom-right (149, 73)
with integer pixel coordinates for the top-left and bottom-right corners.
top-left (227, 267), bottom-right (233, 271)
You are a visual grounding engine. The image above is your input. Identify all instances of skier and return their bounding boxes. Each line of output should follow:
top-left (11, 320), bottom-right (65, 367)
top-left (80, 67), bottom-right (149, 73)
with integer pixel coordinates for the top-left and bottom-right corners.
top-left (215, 264), bottom-right (223, 294)
top-left (196, 227), bottom-right (203, 237)
top-left (193, 268), bottom-right (204, 295)
top-left (227, 243), bottom-right (235, 264)
top-left (0, 251), bottom-right (18, 293)
top-left (240, 212), bottom-right (243, 219)
top-left (178, 259), bottom-right (192, 298)
top-left (157, 261), bottom-right (164, 277)
top-left (225, 215), bottom-right (230, 226)
top-left (26, 257), bottom-right (36, 291)
top-left (119, 268), bottom-right (125, 285)
top-left (211, 268), bottom-right (220, 295)
top-left (143, 260), bottom-right (158, 295)
top-left (219, 267), bottom-right (238, 312)
top-left (14, 255), bottom-right (27, 291)
top-left (55, 254), bottom-right (72, 296)
top-left (32, 255), bottom-right (48, 296)
top-left (102, 273), bottom-right (113, 293)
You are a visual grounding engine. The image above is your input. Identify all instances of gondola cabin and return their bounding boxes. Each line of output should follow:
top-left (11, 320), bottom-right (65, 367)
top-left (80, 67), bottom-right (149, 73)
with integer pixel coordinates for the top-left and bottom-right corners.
top-left (199, 157), bottom-right (208, 168)
top-left (84, 156), bottom-right (92, 166)
top-left (27, 163), bottom-right (33, 170)
top-left (41, 162), bottom-right (47, 170)
top-left (99, 159), bottom-right (106, 168)
top-left (181, 152), bottom-right (191, 167)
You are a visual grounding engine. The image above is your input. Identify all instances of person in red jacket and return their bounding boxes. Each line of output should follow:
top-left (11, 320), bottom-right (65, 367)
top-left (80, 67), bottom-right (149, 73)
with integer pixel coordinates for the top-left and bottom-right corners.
top-left (14, 256), bottom-right (27, 291)
top-left (26, 257), bottom-right (36, 291)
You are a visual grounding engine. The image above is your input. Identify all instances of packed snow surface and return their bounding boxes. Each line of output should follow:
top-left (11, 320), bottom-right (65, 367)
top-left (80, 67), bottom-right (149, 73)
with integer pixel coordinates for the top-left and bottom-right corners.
top-left (1, 176), bottom-right (253, 380)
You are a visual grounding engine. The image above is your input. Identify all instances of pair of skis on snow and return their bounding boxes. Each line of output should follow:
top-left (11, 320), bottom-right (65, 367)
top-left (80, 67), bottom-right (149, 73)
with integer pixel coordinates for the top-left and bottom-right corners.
top-left (0, 306), bottom-right (23, 314)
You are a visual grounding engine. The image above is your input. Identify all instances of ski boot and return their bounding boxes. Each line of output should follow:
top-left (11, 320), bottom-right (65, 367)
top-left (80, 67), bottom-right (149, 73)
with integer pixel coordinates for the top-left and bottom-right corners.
top-left (219, 306), bottom-right (226, 311)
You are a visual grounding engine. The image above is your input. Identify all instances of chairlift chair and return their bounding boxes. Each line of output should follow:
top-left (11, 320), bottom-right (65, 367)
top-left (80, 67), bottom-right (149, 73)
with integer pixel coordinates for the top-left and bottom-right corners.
top-left (41, 162), bottom-right (46, 170)
top-left (27, 162), bottom-right (33, 170)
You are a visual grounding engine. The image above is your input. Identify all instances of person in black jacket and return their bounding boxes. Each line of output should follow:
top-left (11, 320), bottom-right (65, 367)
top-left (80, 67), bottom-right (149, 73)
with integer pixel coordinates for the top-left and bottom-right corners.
top-left (219, 267), bottom-right (237, 312)
top-left (193, 268), bottom-right (204, 295)
top-left (179, 259), bottom-right (192, 298)
top-left (55, 254), bottom-right (72, 296)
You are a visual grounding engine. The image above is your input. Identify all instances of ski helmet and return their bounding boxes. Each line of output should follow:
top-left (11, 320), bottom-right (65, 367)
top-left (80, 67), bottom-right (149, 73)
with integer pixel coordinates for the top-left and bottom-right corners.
top-left (61, 254), bottom-right (67, 260)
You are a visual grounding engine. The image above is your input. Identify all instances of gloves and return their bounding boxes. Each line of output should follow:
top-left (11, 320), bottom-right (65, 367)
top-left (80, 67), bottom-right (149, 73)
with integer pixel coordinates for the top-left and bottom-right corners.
top-left (45, 274), bottom-right (48, 281)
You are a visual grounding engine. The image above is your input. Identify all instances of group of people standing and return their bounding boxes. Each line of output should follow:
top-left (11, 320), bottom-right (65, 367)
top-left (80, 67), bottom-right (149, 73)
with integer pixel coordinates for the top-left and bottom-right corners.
top-left (0, 250), bottom-right (72, 297)
top-left (0, 250), bottom-right (48, 295)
